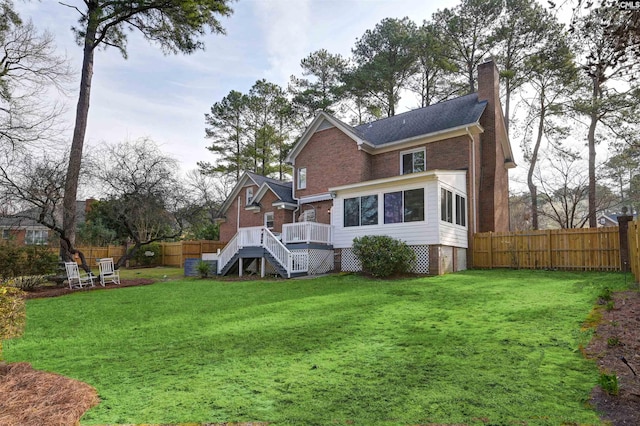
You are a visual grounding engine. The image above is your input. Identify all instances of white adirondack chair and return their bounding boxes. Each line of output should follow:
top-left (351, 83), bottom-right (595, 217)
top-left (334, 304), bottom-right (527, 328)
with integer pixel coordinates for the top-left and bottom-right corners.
top-left (64, 262), bottom-right (94, 289)
top-left (97, 257), bottom-right (121, 286)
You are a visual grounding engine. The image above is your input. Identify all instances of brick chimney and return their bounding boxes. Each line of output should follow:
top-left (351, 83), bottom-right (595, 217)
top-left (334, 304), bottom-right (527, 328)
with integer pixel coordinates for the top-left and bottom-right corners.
top-left (476, 59), bottom-right (511, 233)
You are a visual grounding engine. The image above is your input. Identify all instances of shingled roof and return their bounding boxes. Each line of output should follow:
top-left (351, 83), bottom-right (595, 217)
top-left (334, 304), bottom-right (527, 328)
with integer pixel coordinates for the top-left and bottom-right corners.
top-left (351, 93), bottom-right (487, 146)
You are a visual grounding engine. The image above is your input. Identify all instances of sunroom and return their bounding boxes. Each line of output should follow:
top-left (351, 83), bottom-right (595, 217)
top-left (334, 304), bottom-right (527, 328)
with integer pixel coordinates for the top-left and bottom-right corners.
top-left (329, 170), bottom-right (469, 275)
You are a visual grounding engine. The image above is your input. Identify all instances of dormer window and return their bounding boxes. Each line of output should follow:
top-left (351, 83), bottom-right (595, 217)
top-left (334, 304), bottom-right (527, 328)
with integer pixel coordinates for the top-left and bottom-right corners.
top-left (297, 167), bottom-right (307, 190)
top-left (246, 187), bottom-right (253, 205)
top-left (401, 148), bottom-right (425, 175)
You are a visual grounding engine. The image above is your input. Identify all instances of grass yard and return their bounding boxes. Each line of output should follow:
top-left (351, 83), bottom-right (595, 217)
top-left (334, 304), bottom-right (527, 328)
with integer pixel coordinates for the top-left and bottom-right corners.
top-left (117, 266), bottom-right (185, 281)
top-left (4, 270), bottom-right (628, 425)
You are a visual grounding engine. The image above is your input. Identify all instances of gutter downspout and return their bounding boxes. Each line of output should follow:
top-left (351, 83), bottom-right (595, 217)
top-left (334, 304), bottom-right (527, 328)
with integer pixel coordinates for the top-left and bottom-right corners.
top-left (466, 127), bottom-right (477, 235)
top-left (237, 196), bottom-right (241, 232)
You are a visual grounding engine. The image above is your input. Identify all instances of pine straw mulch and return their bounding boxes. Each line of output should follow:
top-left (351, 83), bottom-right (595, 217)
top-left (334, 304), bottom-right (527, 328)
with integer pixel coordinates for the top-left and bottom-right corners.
top-left (0, 361), bottom-right (99, 426)
top-left (585, 289), bottom-right (640, 426)
top-left (2, 280), bottom-right (640, 425)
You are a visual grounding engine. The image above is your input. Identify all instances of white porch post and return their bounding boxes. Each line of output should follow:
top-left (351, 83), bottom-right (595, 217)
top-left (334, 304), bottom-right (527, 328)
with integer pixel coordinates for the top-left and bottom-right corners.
top-left (261, 257), bottom-right (266, 278)
top-left (239, 258), bottom-right (243, 277)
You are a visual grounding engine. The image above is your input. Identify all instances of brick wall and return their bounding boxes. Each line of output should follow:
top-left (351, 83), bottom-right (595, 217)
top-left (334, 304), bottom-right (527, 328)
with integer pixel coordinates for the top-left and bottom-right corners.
top-left (219, 184), bottom-right (294, 241)
top-left (294, 127), bottom-right (372, 197)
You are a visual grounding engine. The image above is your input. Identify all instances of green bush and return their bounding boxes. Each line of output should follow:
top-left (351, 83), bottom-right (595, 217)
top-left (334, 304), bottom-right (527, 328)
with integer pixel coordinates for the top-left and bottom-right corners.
top-left (0, 286), bottom-right (25, 360)
top-left (352, 235), bottom-right (416, 278)
top-left (131, 243), bottom-right (162, 267)
top-left (0, 241), bottom-right (58, 284)
top-left (197, 260), bottom-right (212, 278)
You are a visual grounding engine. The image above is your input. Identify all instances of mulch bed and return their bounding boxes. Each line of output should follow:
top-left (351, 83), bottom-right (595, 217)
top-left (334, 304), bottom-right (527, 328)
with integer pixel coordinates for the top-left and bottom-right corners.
top-left (24, 278), bottom-right (155, 299)
top-left (585, 289), bottom-right (640, 425)
top-left (2, 280), bottom-right (639, 425)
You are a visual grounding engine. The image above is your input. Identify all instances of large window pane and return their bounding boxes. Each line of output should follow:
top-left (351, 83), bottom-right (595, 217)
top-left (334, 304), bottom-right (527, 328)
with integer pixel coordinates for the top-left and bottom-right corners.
top-left (402, 153), bottom-right (413, 175)
top-left (441, 188), bottom-right (453, 223)
top-left (344, 197), bottom-right (360, 227)
top-left (404, 189), bottom-right (424, 222)
top-left (413, 150), bottom-right (425, 172)
top-left (384, 192), bottom-right (403, 224)
top-left (456, 194), bottom-right (466, 226)
top-left (360, 195), bottom-right (378, 226)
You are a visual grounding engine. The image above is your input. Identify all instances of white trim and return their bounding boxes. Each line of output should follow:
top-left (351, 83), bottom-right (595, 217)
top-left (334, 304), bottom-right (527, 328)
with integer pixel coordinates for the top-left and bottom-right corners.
top-left (272, 201), bottom-right (298, 210)
top-left (264, 212), bottom-right (274, 229)
top-left (299, 193), bottom-right (333, 204)
top-left (400, 147), bottom-right (426, 175)
top-left (329, 170), bottom-right (445, 193)
top-left (358, 123), bottom-right (484, 155)
top-left (297, 167), bottom-right (307, 190)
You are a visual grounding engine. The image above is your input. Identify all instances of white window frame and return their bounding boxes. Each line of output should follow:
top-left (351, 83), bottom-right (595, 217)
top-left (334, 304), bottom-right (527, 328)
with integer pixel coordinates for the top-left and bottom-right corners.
top-left (297, 167), bottom-right (307, 190)
top-left (2, 229), bottom-right (9, 239)
top-left (400, 147), bottom-right (426, 175)
top-left (246, 187), bottom-right (254, 205)
top-left (264, 212), bottom-right (274, 229)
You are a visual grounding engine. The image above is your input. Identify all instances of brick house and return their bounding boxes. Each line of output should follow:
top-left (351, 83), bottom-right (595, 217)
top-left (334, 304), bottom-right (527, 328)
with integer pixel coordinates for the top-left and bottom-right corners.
top-left (216, 60), bottom-right (514, 277)
top-left (0, 200), bottom-right (94, 246)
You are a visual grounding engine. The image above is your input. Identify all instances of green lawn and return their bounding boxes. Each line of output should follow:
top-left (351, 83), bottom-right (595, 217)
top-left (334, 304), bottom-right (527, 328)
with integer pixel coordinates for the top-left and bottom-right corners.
top-left (117, 266), bottom-right (185, 281)
top-left (4, 270), bottom-right (627, 425)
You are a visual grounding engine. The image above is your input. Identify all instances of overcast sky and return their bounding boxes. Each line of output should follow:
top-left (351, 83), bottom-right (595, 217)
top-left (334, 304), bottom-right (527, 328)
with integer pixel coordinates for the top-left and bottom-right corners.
top-left (13, 0), bottom-right (459, 176)
top-left (14, 0), bottom-right (579, 195)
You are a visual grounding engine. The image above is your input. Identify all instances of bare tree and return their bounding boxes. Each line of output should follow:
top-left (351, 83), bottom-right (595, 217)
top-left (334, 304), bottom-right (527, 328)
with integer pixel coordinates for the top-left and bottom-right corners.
top-left (0, 150), bottom-right (92, 269)
top-left (536, 147), bottom-right (615, 228)
top-left (89, 138), bottom-right (193, 269)
top-left (1, 8), bottom-right (70, 153)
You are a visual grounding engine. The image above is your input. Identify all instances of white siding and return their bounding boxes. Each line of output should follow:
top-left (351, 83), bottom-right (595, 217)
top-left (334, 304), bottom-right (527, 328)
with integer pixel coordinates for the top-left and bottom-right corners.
top-left (437, 171), bottom-right (469, 248)
top-left (331, 170), bottom-right (468, 249)
top-left (332, 179), bottom-right (439, 248)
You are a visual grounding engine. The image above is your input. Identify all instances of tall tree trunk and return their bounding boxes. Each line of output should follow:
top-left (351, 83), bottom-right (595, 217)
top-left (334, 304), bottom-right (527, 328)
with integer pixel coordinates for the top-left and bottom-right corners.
top-left (528, 94), bottom-right (545, 230)
top-left (61, 14), bottom-right (97, 262)
top-left (587, 76), bottom-right (599, 228)
top-left (504, 78), bottom-right (511, 135)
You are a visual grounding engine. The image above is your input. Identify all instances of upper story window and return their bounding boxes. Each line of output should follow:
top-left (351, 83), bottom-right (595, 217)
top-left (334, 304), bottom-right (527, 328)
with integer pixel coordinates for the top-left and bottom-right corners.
top-left (344, 195), bottom-right (378, 227)
top-left (246, 187), bottom-right (253, 205)
top-left (401, 148), bottom-right (425, 175)
top-left (2, 229), bottom-right (9, 239)
top-left (298, 167), bottom-right (307, 190)
top-left (264, 212), bottom-right (274, 229)
top-left (25, 229), bottom-right (48, 245)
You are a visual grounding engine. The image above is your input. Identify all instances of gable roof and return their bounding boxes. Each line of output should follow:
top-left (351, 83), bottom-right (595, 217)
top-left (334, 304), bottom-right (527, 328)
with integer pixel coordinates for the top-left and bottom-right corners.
top-left (219, 172), bottom-right (294, 215)
top-left (352, 94), bottom-right (487, 146)
top-left (286, 94), bottom-right (488, 164)
top-left (0, 201), bottom-right (89, 229)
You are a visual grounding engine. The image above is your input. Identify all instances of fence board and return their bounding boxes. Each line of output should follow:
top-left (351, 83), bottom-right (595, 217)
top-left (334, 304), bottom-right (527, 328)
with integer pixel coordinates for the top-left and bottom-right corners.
top-left (72, 240), bottom-right (227, 268)
top-left (473, 227), bottom-right (620, 271)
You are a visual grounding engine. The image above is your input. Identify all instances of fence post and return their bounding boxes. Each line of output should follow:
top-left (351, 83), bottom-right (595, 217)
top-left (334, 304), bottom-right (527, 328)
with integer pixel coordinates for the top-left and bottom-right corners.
top-left (547, 230), bottom-right (552, 270)
top-left (617, 215), bottom-right (633, 272)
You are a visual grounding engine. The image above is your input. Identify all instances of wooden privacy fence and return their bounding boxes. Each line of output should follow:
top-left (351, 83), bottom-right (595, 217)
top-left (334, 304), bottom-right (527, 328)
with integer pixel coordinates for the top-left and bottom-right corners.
top-left (74, 240), bottom-right (227, 267)
top-left (473, 227), bottom-right (621, 271)
top-left (629, 220), bottom-right (640, 283)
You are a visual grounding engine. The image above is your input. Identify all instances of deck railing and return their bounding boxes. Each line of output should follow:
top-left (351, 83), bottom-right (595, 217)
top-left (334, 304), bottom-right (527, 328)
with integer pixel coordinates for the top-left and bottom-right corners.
top-left (217, 226), bottom-right (309, 277)
top-left (282, 222), bottom-right (333, 245)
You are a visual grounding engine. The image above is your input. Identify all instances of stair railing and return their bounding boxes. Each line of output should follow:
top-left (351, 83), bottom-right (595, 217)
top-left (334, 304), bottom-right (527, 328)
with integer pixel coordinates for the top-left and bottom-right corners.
top-left (262, 227), bottom-right (298, 277)
top-left (217, 232), bottom-right (239, 274)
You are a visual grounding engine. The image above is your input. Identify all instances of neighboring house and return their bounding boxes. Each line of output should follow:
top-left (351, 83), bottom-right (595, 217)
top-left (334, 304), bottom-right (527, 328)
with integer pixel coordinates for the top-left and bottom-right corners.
top-left (216, 60), bottom-right (515, 277)
top-left (0, 200), bottom-right (94, 246)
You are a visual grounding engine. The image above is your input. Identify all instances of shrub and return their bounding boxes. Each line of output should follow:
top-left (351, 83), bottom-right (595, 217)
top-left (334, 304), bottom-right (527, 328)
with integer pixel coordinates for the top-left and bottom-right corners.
top-left (0, 241), bottom-right (58, 284)
top-left (352, 235), bottom-right (416, 278)
top-left (131, 243), bottom-right (162, 267)
top-left (0, 286), bottom-right (26, 360)
top-left (197, 260), bottom-right (212, 278)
